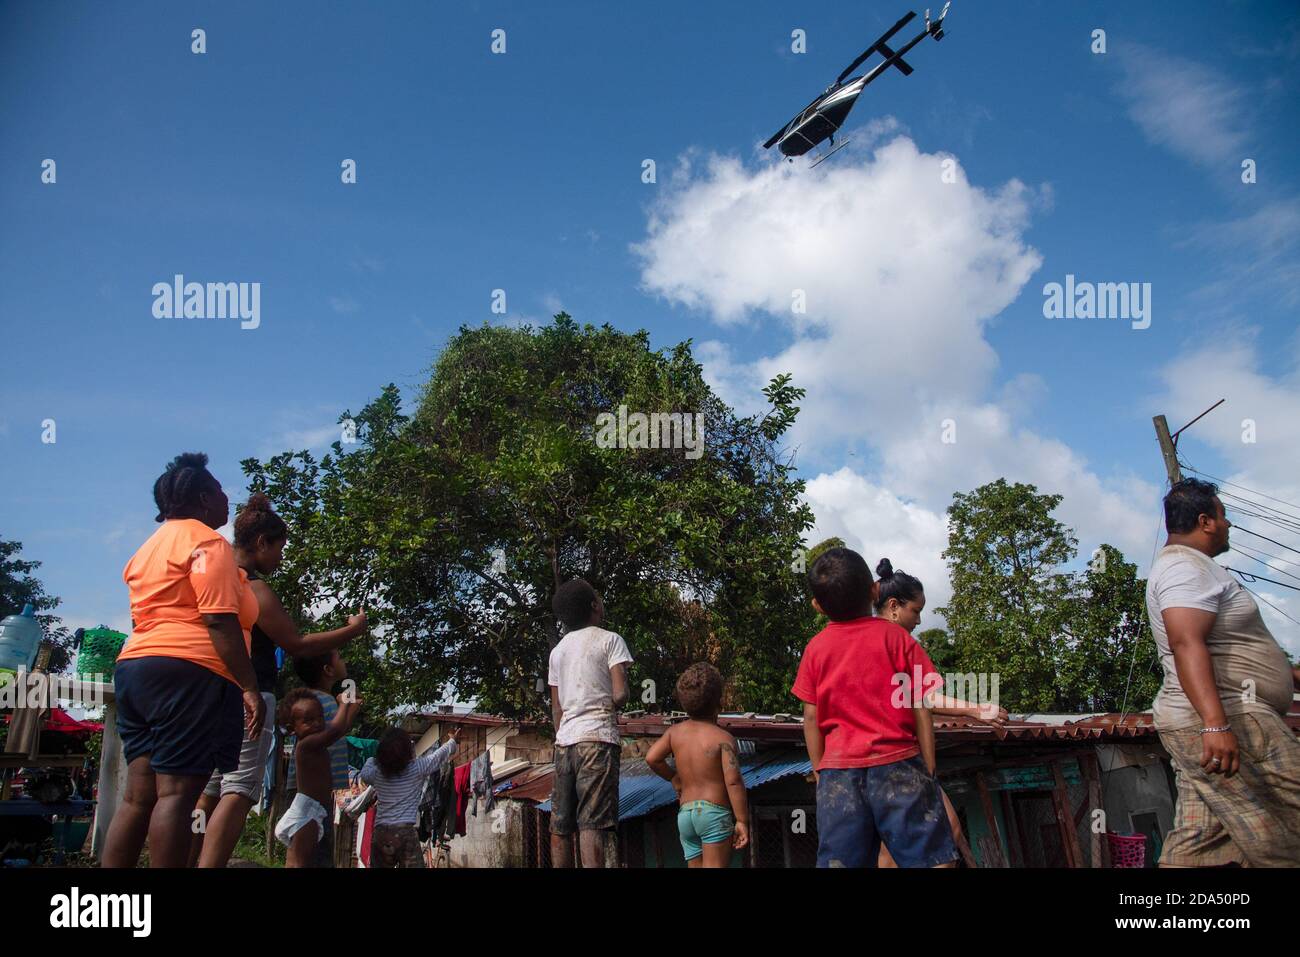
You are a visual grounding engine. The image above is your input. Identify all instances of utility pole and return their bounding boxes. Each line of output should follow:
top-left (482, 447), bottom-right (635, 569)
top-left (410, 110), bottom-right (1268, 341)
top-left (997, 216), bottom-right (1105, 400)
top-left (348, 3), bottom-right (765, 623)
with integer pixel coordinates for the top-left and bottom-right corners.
top-left (1152, 415), bottom-right (1182, 485)
top-left (1153, 399), bottom-right (1224, 487)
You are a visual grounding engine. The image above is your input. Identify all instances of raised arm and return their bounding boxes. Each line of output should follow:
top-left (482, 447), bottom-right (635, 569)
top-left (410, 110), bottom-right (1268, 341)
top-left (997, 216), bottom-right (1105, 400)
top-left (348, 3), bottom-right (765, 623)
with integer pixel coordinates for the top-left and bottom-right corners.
top-left (301, 696), bottom-right (362, 752)
top-left (929, 696), bottom-right (1008, 725)
top-left (252, 580), bottom-right (365, 657)
top-left (417, 726), bottom-right (462, 774)
top-left (359, 756), bottom-right (377, 785)
top-left (720, 737), bottom-right (750, 851)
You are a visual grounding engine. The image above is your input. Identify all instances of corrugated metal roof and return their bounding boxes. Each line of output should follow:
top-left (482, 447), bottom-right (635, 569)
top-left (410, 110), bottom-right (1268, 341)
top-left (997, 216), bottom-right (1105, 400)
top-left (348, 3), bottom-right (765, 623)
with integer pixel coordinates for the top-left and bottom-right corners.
top-left (742, 750), bottom-right (813, 789)
top-left (534, 759), bottom-right (674, 820)
top-left (535, 750), bottom-right (813, 821)
top-left (612, 760), bottom-right (677, 821)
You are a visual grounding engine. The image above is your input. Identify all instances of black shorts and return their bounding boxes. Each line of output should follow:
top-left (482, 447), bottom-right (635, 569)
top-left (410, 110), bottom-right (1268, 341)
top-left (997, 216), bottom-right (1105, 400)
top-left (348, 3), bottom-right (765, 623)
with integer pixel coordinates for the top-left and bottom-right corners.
top-left (114, 656), bottom-right (243, 777)
top-left (550, 741), bottom-right (620, 835)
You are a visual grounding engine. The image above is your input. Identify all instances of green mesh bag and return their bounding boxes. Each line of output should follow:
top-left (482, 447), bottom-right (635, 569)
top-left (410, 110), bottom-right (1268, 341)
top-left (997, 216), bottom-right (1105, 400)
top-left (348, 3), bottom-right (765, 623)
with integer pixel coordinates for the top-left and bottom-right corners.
top-left (75, 627), bottom-right (127, 679)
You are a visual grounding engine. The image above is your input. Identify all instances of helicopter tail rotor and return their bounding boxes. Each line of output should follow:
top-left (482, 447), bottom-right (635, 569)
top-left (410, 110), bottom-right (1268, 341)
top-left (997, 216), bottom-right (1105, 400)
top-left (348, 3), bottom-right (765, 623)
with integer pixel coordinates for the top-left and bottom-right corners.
top-left (926, 2), bottom-right (951, 40)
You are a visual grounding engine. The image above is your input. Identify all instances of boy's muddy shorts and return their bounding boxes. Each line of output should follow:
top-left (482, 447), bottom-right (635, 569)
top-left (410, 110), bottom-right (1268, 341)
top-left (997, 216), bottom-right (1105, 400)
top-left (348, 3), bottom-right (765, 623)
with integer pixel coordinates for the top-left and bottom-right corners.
top-left (550, 741), bottom-right (620, 834)
top-left (815, 756), bottom-right (958, 868)
top-left (1157, 709), bottom-right (1300, 867)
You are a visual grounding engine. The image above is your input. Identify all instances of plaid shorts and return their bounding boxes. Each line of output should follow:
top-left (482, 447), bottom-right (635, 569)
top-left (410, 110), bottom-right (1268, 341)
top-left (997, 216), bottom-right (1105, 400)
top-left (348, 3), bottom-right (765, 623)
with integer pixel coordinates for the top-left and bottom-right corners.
top-left (1158, 709), bottom-right (1300, 867)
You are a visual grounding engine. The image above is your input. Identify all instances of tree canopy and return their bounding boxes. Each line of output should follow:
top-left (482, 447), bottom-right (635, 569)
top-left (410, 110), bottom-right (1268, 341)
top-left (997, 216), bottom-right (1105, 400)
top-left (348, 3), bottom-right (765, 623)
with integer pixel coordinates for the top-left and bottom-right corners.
top-left (242, 315), bottom-right (816, 719)
top-left (240, 322), bottom-right (1162, 722)
top-left (939, 479), bottom-right (1159, 712)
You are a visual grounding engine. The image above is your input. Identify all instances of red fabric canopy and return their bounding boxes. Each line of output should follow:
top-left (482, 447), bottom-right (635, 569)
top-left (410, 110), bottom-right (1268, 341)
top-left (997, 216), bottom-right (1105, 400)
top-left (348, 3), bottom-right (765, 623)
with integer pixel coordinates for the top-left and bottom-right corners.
top-left (3, 707), bottom-right (102, 735)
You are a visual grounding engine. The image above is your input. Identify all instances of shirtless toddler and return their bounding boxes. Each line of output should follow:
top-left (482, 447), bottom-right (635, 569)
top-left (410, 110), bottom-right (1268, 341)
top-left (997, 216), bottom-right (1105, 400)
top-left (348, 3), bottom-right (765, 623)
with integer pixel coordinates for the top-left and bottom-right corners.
top-left (275, 687), bottom-right (361, 867)
top-left (646, 663), bottom-right (750, 868)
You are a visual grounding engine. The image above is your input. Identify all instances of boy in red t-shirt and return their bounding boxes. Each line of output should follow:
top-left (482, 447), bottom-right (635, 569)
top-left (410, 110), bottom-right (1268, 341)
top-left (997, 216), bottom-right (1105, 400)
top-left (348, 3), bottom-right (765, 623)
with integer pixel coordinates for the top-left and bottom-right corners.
top-left (793, 547), bottom-right (958, 868)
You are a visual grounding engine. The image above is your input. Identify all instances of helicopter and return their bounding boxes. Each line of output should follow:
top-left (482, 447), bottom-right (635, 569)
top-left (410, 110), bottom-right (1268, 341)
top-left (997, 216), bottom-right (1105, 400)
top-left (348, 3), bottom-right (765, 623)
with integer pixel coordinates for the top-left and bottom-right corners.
top-left (763, 4), bottom-right (952, 168)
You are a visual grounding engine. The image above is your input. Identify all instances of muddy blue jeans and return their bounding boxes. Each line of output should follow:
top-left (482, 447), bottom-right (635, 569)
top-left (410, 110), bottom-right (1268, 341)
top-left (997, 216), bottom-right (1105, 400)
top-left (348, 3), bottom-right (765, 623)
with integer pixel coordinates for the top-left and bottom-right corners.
top-left (816, 756), bottom-right (958, 868)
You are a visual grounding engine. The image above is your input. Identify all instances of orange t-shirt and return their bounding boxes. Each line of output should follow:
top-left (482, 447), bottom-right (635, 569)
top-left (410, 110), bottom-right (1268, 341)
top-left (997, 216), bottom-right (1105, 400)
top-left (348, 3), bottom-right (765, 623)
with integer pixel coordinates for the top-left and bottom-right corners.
top-left (118, 519), bottom-right (257, 685)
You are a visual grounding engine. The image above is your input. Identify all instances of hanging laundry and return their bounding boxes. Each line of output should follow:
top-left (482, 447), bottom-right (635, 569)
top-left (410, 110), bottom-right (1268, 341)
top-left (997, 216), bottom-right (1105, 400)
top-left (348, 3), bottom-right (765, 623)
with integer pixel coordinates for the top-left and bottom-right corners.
top-left (453, 761), bottom-right (472, 836)
top-left (419, 760), bottom-right (455, 843)
top-left (469, 750), bottom-right (495, 816)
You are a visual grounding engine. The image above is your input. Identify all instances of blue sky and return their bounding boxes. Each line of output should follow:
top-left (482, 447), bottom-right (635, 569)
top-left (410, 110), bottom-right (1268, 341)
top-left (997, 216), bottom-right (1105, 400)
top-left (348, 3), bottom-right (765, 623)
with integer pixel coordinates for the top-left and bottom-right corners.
top-left (3, 1), bottom-right (1299, 655)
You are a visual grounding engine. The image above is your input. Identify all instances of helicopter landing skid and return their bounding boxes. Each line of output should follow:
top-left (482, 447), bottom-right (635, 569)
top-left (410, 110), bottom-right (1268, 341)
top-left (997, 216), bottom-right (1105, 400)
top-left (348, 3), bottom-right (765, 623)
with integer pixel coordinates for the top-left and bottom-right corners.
top-left (810, 137), bottom-right (851, 169)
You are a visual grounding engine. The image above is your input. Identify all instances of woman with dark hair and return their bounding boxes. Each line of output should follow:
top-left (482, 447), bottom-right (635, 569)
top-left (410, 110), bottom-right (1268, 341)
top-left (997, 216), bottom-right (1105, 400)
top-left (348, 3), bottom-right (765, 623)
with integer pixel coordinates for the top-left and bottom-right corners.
top-left (873, 558), bottom-right (1007, 725)
top-left (191, 492), bottom-right (367, 868)
top-left (873, 558), bottom-right (1007, 868)
top-left (103, 453), bottom-right (264, 868)
top-left (360, 725), bottom-right (461, 867)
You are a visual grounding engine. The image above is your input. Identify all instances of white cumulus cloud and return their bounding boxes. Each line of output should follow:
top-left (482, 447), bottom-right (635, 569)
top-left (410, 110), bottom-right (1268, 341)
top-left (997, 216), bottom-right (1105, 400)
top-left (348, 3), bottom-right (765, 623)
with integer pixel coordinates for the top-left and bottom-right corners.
top-left (635, 136), bottom-right (1158, 608)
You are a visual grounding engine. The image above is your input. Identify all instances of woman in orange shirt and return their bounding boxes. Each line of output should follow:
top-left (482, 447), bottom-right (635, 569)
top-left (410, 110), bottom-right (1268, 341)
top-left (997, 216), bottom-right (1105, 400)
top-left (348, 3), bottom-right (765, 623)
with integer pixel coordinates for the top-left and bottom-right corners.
top-left (102, 452), bottom-right (264, 868)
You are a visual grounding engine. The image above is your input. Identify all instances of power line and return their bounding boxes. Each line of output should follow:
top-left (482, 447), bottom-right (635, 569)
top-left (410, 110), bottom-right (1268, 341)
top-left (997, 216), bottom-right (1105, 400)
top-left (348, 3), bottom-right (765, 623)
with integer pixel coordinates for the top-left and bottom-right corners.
top-left (1223, 501), bottom-right (1300, 536)
top-left (1228, 549), bottom-right (1300, 586)
top-left (1221, 491), bottom-right (1300, 527)
top-left (1239, 583), bottom-right (1300, 630)
top-left (1230, 541), bottom-right (1300, 575)
top-left (1182, 465), bottom-right (1300, 515)
top-left (1224, 566), bottom-right (1300, 593)
top-left (1219, 491), bottom-right (1300, 530)
top-left (1231, 524), bottom-right (1300, 558)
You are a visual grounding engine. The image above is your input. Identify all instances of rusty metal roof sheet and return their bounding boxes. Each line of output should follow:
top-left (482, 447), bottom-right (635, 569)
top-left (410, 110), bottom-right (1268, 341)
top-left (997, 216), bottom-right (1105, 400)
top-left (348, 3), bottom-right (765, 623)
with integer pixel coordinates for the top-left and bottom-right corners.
top-left (930, 712), bottom-right (1159, 743)
top-left (618, 711), bottom-right (1166, 743)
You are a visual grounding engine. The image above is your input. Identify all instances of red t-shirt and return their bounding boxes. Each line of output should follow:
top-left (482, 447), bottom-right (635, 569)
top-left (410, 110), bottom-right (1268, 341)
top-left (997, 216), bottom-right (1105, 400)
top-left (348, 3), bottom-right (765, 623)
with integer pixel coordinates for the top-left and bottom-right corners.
top-left (792, 616), bottom-right (942, 770)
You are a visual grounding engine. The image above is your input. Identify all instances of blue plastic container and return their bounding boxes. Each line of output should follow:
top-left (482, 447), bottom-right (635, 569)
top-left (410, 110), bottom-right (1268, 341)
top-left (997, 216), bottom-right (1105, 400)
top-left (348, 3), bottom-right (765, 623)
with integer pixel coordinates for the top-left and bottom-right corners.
top-left (0, 604), bottom-right (43, 672)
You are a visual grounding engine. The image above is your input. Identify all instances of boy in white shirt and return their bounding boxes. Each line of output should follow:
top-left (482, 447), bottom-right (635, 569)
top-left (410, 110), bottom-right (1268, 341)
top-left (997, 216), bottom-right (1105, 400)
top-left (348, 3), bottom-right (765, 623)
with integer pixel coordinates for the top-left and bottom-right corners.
top-left (547, 578), bottom-right (632, 868)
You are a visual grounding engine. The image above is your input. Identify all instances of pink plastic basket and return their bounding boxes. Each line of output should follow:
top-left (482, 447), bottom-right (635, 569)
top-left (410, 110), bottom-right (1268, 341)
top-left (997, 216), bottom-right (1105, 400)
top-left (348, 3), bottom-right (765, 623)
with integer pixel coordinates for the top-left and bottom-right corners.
top-left (1107, 832), bottom-right (1146, 868)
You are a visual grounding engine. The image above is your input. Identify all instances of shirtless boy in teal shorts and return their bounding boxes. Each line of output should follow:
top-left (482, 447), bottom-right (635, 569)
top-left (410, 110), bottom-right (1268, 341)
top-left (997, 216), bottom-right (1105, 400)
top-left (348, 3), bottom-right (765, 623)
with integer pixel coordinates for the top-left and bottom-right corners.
top-left (646, 663), bottom-right (750, 867)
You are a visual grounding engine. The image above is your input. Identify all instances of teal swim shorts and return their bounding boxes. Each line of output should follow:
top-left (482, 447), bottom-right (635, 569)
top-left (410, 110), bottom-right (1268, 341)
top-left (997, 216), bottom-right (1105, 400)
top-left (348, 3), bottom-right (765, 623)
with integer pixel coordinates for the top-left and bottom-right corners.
top-left (677, 799), bottom-right (735, 861)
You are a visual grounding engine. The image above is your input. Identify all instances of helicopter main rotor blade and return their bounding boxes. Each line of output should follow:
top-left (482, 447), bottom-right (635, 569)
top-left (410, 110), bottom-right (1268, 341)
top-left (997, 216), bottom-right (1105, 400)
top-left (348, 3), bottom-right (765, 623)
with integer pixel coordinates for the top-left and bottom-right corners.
top-left (836, 10), bottom-right (916, 84)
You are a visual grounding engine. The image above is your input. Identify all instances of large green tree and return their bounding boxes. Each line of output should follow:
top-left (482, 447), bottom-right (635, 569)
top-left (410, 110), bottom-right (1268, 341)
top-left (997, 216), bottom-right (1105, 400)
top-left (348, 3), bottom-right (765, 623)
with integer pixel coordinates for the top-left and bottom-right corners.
top-left (1064, 544), bottom-right (1160, 712)
top-left (939, 479), bottom-right (1158, 713)
top-left (242, 316), bottom-right (816, 719)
